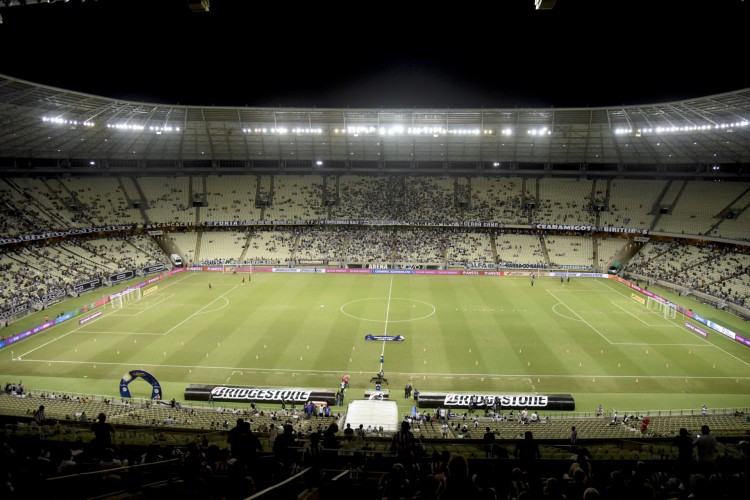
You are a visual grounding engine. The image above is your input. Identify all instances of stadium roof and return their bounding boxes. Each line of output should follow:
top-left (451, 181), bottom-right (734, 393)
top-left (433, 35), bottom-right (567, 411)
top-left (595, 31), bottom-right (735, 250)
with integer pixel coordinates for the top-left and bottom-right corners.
top-left (1, 74), bottom-right (750, 169)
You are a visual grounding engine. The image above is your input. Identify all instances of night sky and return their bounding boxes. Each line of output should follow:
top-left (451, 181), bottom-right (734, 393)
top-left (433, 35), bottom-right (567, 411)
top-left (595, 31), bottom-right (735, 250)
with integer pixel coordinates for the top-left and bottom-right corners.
top-left (1, 0), bottom-right (749, 109)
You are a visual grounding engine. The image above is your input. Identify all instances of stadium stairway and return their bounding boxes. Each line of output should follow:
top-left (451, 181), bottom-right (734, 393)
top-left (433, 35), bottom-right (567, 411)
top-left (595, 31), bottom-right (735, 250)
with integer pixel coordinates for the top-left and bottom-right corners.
top-left (193, 231), bottom-right (204, 265)
top-left (132, 177), bottom-right (151, 215)
top-left (649, 179), bottom-right (674, 230)
top-left (707, 183), bottom-right (750, 235)
top-left (538, 234), bottom-right (551, 266)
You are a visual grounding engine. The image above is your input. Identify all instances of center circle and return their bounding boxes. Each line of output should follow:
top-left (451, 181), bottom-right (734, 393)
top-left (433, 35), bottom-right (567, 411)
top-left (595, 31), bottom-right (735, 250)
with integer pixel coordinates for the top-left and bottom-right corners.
top-left (340, 297), bottom-right (436, 323)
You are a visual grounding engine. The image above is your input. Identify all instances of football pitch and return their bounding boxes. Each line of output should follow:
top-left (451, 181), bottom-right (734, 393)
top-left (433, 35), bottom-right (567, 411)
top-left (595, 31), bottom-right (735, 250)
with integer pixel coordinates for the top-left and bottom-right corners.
top-left (2, 272), bottom-right (750, 416)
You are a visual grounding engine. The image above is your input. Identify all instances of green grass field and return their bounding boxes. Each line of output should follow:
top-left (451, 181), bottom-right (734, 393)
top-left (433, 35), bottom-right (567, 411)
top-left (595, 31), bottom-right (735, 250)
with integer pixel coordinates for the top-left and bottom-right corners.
top-left (2, 272), bottom-right (750, 417)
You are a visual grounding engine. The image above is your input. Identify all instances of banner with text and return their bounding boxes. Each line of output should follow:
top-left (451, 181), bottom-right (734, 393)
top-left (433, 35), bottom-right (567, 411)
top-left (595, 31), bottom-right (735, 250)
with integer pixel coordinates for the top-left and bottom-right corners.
top-left (184, 384), bottom-right (337, 406)
top-left (416, 392), bottom-right (575, 411)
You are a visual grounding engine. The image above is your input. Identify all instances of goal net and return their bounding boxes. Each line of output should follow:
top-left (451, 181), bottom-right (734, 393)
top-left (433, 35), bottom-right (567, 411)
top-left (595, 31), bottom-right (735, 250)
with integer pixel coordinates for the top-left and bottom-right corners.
top-left (110, 287), bottom-right (141, 309)
top-left (646, 296), bottom-right (677, 319)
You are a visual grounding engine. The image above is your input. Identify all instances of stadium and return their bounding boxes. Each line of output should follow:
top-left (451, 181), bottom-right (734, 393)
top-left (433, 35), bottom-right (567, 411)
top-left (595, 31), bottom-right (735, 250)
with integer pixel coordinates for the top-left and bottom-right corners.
top-left (2, 1), bottom-right (750, 499)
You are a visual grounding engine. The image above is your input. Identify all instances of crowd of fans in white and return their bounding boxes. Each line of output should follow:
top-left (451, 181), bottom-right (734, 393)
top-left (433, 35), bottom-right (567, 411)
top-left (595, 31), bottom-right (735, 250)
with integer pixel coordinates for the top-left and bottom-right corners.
top-left (626, 241), bottom-right (750, 307)
top-left (1, 174), bottom-right (750, 317)
top-left (0, 235), bottom-right (170, 318)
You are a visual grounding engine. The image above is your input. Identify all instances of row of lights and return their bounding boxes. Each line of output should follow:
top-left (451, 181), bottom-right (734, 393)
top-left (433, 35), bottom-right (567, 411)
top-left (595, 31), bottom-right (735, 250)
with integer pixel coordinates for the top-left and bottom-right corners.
top-left (107, 123), bottom-right (145, 131)
top-left (244, 126), bottom-right (520, 137)
top-left (2, 1), bottom-right (75, 6)
top-left (42, 117), bottom-right (180, 133)
top-left (310, 160), bottom-right (513, 167)
top-left (106, 123), bottom-right (181, 132)
top-left (148, 125), bottom-right (181, 133)
top-left (527, 127), bottom-right (551, 136)
top-left (42, 117), bottom-right (94, 127)
top-left (242, 127), bottom-right (323, 134)
top-left (41, 117), bottom-right (555, 138)
top-left (614, 120), bottom-right (749, 136)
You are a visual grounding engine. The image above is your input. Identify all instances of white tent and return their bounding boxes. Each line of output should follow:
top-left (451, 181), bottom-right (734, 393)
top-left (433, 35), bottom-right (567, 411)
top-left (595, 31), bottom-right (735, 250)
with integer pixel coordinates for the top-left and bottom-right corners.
top-left (343, 400), bottom-right (400, 433)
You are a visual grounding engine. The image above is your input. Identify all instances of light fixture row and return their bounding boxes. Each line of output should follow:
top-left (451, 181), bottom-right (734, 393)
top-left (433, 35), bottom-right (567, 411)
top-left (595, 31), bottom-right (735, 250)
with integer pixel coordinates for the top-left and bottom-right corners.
top-left (614, 120), bottom-right (749, 136)
top-left (42, 116), bottom-right (180, 133)
top-left (242, 126), bottom-right (518, 137)
top-left (44, 115), bottom-right (747, 139)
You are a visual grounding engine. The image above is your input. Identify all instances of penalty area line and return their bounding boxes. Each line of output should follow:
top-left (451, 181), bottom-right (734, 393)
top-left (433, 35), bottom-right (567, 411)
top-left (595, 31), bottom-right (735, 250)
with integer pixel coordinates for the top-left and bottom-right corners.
top-left (546, 289), bottom-right (614, 344)
top-left (594, 279), bottom-right (750, 369)
top-left (161, 286), bottom-right (238, 336)
top-left (226, 369), bottom-right (244, 383)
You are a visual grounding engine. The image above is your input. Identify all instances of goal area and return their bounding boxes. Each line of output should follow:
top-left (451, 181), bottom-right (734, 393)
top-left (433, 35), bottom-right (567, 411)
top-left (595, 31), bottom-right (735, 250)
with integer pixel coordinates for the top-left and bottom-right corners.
top-left (646, 296), bottom-right (677, 319)
top-left (110, 287), bottom-right (141, 309)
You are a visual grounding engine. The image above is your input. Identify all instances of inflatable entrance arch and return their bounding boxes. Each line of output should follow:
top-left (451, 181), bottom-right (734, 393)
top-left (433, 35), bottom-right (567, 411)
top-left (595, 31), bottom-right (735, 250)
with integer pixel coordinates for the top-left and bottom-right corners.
top-left (119, 370), bottom-right (163, 400)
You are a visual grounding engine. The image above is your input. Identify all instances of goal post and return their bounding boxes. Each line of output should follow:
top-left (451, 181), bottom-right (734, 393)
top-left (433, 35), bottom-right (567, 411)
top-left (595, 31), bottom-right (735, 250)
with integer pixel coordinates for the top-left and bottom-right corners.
top-left (646, 296), bottom-right (663, 312)
top-left (223, 264), bottom-right (253, 274)
top-left (646, 296), bottom-right (677, 319)
top-left (110, 287), bottom-right (141, 309)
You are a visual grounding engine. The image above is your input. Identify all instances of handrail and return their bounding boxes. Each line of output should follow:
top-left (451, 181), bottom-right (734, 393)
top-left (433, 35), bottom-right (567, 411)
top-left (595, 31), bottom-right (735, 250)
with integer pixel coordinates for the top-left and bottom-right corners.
top-left (46, 457), bottom-right (181, 481)
top-left (3, 391), bottom-right (748, 421)
top-left (246, 466), bottom-right (311, 499)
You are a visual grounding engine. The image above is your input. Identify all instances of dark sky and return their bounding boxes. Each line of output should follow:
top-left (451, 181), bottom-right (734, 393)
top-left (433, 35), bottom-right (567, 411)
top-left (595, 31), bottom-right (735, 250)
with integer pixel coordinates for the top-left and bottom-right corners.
top-left (1, 0), bottom-right (749, 109)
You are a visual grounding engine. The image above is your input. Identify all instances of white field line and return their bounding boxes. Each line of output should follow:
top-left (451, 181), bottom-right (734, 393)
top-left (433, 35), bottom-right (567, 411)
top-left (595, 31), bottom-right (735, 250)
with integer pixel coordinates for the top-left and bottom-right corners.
top-left (546, 289), bottom-right (614, 344)
top-left (76, 331), bottom-right (166, 336)
top-left (595, 279), bottom-right (750, 369)
top-left (609, 300), bottom-right (681, 328)
top-left (14, 357), bottom-right (750, 380)
top-left (116, 293), bottom-right (177, 318)
top-left (195, 297), bottom-right (230, 316)
top-left (15, 273), bottom-right (192, 359)
top-left (550, 302), bottom-right (583, 322)
top-left (127, 293), bottom-right (177, 317)
top-left (611, 343), bottom-right (710, 346)
top-left (161, 285), bottom-right (238, 336)
top-left (379, 276), bottom-right (394, 372)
